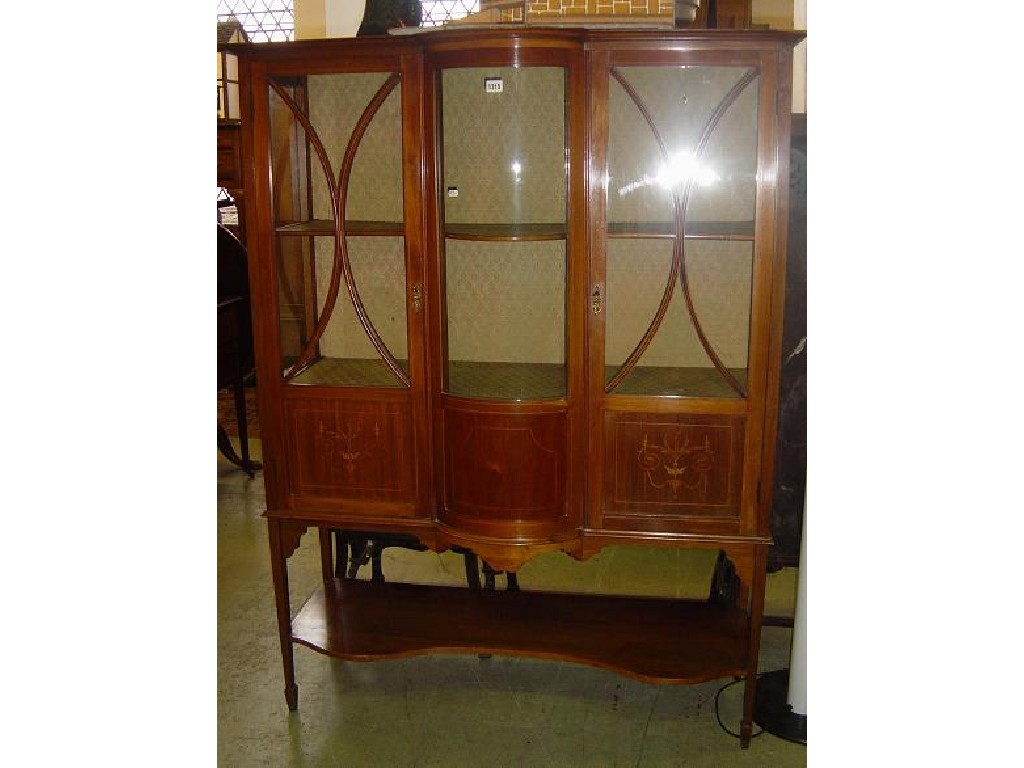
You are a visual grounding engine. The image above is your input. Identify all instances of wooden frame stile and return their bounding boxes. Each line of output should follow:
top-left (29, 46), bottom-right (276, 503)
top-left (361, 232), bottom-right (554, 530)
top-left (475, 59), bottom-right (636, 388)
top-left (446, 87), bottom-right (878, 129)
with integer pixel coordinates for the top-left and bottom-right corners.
top-left (239, 53), bottom-right (288, 516)
top-left (395, 45), bottom-right (432, 528)
top-left (756, 43), bottom-right (795, 541)
top-left (565, 36), bottom-right (590, 551)
top-left (420, 43), bottom-right (446, 543)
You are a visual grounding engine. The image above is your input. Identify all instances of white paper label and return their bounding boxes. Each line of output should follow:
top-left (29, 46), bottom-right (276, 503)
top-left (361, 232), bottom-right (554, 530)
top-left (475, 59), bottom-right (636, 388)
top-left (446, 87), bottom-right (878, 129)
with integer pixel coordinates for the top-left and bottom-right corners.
top-left (484, 77), bottom-right (503, 94)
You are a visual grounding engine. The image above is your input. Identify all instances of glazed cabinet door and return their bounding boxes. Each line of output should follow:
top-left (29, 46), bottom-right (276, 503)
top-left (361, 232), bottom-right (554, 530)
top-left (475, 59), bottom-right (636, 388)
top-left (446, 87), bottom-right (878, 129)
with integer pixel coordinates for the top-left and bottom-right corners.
top-left (245, 47), bottom-right (430, 519)
top-left (587, 44), bottom-right (785, 537)
top-left (425, 39), bottom-right (587, 543)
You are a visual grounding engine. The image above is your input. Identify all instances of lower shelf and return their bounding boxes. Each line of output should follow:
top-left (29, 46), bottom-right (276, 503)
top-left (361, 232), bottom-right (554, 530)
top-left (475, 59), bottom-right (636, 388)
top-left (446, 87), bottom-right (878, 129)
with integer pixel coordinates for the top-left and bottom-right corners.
top-left (292, 578), bottom-right (749, 684)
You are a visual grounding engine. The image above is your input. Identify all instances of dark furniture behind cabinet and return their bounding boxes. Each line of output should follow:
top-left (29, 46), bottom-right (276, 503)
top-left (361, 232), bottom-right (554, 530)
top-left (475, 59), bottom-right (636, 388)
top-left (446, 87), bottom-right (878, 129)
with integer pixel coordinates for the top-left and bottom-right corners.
top-left (231, 26), bottom-right (803, 748)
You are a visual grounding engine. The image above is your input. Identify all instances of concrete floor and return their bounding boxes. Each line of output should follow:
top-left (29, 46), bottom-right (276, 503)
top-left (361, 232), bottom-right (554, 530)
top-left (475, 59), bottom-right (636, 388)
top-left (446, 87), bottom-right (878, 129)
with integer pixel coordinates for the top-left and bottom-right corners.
top-left (218, 440), bottom-right (806, 767)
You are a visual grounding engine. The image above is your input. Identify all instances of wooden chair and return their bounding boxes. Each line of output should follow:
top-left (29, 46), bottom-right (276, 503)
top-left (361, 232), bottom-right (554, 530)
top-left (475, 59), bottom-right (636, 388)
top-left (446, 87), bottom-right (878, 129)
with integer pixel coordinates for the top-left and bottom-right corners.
top-left (217, 223), bottom-right (262, 477)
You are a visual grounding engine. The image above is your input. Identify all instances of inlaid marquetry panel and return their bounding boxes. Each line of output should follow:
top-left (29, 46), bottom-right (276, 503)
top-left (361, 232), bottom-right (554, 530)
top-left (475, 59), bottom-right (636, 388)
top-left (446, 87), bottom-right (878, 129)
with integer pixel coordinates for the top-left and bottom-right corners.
top-left (604, 412), bottom-right (744, 517)
top-left (443, 408), bottom-right (567, 524)
top-left (282, 397), bottom-right (416, 506)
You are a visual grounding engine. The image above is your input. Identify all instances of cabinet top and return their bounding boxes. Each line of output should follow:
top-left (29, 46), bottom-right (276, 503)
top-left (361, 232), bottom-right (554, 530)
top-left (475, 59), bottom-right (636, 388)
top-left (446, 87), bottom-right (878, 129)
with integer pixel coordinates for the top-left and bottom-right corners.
top-left (225, 27), bottom-right (805, 61)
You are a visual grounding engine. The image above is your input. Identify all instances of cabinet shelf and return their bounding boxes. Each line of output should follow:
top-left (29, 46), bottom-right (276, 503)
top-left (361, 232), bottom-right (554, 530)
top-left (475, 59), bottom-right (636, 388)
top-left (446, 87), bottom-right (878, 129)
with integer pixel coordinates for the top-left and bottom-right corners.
top-left (444, 223), bottom-right (567, 242)
top-left (292, 578), bottom-right (749, 685)
top-left (287, 359), bottom-right (748, 400)
top-left (290, 357), bottom-right (409, 388)
top-left (608, 221), bottom-right (755, 241)
top-left (606, 365), bottom-right (748, 398)
top-left (276, 220), bottom-right (405, 237)
top-left (446, 360), bottom-right (565, 401)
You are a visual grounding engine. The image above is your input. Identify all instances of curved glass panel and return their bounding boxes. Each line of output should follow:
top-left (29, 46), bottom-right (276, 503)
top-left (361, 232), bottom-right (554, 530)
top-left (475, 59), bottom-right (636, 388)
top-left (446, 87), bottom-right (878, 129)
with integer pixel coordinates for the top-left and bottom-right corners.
top-left (268, 73), bottom-right (408, 388)
top-left (604, 66), bottom-right (758, 398)
top-left (439, 66), bottom-right (568, 401)
top-left (445, 239), bottom-right (566, 400)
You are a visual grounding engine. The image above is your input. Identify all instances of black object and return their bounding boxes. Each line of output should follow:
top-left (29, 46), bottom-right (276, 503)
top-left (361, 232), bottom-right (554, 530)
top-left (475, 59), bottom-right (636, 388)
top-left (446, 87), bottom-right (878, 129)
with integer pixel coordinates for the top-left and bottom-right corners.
top-left (753, 669), bottom-right (807, 745)
top-left (357, 0), bottom-right (422, 36)
top-left (767, 115), bottom-right (807, 571)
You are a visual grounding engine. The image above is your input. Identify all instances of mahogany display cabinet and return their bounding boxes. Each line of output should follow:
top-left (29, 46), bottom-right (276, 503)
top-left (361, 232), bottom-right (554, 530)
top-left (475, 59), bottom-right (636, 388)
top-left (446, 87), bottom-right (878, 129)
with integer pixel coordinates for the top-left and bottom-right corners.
top-left (231, 26), bottom-right (804, 748)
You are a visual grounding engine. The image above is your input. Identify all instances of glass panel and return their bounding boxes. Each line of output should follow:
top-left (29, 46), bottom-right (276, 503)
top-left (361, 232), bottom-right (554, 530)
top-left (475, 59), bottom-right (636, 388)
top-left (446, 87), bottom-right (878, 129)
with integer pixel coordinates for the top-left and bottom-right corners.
top-left (268, 73), bottom-right (408, 388)
top-left (440, 66), bottom-right (568, 401)
top-left (445, 240), bottom-right (566, 400)
top-left (605, 240), bottom-right (752, 397)
top-left (268, 82), bottom-right (319, 366)
top-left (605, 66), bottom-right (758, 398)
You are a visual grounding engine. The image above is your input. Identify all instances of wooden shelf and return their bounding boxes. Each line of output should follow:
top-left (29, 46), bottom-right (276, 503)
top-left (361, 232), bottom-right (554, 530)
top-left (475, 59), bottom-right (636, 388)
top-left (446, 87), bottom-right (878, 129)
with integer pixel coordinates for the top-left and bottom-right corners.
top-left (276, 220), bottom-right (405, 237)
top-left (608, 221), bottom-right (755, 241)
top-left (444, 223), bottom-right (567, 242)
top-left (292, 578), bottom-right (749, 684)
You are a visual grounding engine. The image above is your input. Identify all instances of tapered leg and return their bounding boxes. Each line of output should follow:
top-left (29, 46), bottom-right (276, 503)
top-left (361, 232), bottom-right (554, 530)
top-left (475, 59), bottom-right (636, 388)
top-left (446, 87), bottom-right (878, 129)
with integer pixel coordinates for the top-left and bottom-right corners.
top-left (268, 520), bottom-right (298, 710)
top-left (740, 544), bottom-right (768, 748)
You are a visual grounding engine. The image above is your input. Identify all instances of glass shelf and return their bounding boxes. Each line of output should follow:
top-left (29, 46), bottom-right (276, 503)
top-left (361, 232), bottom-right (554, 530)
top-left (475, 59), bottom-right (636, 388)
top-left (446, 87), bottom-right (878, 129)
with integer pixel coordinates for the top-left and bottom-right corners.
top-left (444, 223), bottom-right (567, 242)
top-left (604, 366), bottom-right (748, 399)
top-left (607, 221), bottom-right (754, 241)
top-left (446, 361), bottom-right (566, 402)
top-left (275, 220), bottom-right (405, 237)
top-left (289, 357), bottom-right (410, 388)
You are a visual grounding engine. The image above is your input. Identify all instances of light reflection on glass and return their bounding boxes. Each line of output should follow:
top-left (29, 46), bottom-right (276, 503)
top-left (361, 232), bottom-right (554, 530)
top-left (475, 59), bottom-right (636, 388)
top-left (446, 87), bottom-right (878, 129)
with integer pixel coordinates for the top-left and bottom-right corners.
top-left (617, 151), bottom-right (719, 197)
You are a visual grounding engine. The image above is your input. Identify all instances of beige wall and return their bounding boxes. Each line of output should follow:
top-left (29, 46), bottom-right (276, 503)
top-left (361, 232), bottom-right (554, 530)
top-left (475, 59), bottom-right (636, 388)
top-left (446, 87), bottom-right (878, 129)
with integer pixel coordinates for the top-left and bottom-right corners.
top-left (294, 0), bottom-right (325, 39)
top-left (751, 0), bottom-right (793, 29)
top-left (295, 0), bottom-right (365, 39)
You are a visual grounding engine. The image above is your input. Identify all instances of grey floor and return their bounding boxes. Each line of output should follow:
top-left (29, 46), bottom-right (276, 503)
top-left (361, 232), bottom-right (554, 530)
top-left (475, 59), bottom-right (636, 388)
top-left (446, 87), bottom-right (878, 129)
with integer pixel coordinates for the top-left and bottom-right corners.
top-left (219, 439), bottom-right (806, 767)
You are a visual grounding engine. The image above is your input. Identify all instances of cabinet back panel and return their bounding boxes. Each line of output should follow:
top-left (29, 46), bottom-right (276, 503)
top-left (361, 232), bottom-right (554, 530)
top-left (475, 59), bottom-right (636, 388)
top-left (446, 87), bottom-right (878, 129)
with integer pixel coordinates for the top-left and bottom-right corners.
top-left (307, 73), bottom-right (405, 222)
top-left (441, 66), bottom-right (566, 225)
top-left (445, 239), bottom-right (566, 367)
top-left (604, 239), bottom-right (752, 376)
top-left (313, 236), bottom-right (409, 367)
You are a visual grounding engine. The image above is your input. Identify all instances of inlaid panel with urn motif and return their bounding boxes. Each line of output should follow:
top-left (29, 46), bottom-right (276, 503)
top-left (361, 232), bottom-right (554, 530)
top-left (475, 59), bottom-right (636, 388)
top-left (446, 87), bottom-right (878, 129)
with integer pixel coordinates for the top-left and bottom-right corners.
top-left (600, 412), bottom-right (744, 524)
top-left (281, 396), bottom-right (419, 514)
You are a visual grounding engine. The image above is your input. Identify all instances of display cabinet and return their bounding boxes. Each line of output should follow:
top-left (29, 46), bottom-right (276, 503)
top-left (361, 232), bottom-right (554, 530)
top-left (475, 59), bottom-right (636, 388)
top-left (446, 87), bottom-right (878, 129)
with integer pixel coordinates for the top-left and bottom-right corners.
top-left (232, 26), bottom-right (803, 748)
